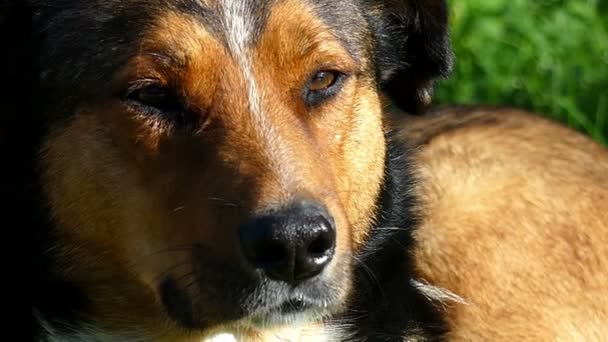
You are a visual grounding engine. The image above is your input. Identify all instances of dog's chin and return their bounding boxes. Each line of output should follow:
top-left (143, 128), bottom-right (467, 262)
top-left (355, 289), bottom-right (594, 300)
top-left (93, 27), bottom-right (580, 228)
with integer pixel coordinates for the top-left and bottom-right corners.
top-left (159, 252), bottom-right (353, 334)
top-left (244, 296), bottom-right (333, 329)
top-left (195, 295), bottom-right (341, 342)
top-left (201, 297), bottom-right (337, 341)
top-left (160, 275), bottom-right (347, 334)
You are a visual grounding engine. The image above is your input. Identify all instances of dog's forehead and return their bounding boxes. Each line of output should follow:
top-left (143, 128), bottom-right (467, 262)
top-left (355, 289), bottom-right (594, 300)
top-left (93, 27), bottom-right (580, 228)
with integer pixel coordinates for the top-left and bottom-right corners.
top-left (171, 0), bottom-right (367, 56)
top-left (39, 0), bottom-right (365, 49)
top-left (37, 0), bottom-right (369, 108)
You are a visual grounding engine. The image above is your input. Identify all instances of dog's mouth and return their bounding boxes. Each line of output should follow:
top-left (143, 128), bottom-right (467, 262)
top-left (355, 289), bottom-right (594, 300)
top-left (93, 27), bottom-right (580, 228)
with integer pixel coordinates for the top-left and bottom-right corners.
top-left (160, 273), bottom-right (345, 332)
top-left (245, 294), bottom-right (331, 328)
top-left (276, 297), bottom-right (315, 314)
top-left (157, 247), bottom-right (351, 332)
top-left (161, 281), bottom-right (339, 330)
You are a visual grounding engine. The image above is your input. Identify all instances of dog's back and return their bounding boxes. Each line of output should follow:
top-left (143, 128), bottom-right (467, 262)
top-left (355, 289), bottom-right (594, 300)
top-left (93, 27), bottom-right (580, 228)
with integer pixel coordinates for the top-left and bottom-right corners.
top-left (400, 105), bottom-right (608, 340)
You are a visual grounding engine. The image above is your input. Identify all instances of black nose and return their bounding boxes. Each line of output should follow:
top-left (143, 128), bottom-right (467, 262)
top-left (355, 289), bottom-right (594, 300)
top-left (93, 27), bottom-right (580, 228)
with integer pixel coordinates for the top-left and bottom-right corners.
top-left (238, 202), bottom-right (336, 283)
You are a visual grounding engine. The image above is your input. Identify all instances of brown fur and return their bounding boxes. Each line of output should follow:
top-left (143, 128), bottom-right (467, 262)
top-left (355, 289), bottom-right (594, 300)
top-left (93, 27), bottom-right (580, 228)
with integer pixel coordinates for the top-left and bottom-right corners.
top-left (29, 0), bottom-right (606, 339)
top-left (41, 2), bottom-right (385, 338)
top-left (397, 105), bottom-right (608, 341)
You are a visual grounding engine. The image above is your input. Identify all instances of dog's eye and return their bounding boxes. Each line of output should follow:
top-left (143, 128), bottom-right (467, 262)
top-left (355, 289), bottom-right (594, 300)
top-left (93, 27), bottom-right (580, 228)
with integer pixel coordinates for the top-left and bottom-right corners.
top-left (309, 71), bottom-right (337, 91)
top-left (136, 85), bottom-right (169, 106)
top-left (124, 82), bottom-right (201, 128)
top-left (127, 84), bottom-right (181, 112)
top-left (304, 70), bottom-right (346, 106)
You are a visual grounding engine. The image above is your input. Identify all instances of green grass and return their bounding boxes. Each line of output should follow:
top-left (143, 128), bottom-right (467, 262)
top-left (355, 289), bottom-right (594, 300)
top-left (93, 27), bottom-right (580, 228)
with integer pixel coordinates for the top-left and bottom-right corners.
top-left (435, 0), bottom-right (608, 145)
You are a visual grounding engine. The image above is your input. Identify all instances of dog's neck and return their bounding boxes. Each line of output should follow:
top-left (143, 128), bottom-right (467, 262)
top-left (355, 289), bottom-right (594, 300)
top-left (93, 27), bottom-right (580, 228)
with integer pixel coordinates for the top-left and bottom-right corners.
top-left (326, 131), bottom-right (447, 341)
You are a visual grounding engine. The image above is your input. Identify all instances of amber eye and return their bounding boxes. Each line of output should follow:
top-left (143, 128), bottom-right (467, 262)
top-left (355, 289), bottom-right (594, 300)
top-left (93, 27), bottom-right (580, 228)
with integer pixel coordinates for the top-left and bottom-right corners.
top-left (309, 71), bottom-right (337, 91)
top-left (304, 70), bottom-right (346, 106)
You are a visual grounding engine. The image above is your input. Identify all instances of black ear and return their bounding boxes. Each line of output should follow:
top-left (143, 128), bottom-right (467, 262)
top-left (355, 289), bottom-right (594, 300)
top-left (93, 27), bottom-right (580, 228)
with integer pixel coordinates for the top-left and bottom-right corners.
top-left (365, 0), bottom-right (453, 114)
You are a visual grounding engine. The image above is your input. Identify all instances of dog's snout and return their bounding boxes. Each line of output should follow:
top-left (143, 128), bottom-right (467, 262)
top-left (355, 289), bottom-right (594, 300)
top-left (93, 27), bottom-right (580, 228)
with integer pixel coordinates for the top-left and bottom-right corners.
top-left (238, 202), bottom-right (336, 283)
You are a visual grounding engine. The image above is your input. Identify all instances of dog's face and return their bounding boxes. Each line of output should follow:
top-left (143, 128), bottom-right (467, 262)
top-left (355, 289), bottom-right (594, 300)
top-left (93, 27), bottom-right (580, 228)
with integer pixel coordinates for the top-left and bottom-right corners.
top-left (26, 0), bottom-right (451, 338)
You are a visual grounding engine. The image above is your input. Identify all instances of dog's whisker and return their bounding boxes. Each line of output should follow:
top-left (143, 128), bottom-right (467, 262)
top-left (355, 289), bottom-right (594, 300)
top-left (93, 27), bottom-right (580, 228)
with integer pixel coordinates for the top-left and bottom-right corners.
top-left (184, 277), bottom-right (199, 292)
top-left (175, 271), bottom-right (196, 283)
top-left (207, 196), bottom-right (232, 203)
top-left (352, 255), bottom-right (385, 300)
top-left (372, 227), bottom-right (408, 231)
top-left (153, 261), bottom-right (193, 281)
top-left (207, 196), bottom-right (241, 208)
top-left (130, 245), bottom-right (200, 265)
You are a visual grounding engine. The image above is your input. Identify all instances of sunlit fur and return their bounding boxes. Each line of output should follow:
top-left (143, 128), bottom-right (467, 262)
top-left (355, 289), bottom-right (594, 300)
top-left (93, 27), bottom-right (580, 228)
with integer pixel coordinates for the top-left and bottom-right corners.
top-left (11, 0), bottom-right (607, 340)
top-left (18, 0), bottom-right (453, 340)
top-left (399, 105), bottom-right (608, 341)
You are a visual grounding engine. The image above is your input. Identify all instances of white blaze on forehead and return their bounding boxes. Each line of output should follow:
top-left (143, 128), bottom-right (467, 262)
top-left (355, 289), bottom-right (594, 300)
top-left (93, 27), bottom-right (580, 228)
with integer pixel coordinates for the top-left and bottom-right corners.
top-left (219, 0), bottom-right (293, 190)
top-left (220, 0), bottom-right (251, 50)
top-left (219, 0), bottom-right (264, 125)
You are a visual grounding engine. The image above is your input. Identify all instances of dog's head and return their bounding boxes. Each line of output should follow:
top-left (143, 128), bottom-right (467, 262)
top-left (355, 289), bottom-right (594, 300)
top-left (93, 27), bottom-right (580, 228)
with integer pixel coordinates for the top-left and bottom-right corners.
top-left (20, 0), bottom-right (451, 338)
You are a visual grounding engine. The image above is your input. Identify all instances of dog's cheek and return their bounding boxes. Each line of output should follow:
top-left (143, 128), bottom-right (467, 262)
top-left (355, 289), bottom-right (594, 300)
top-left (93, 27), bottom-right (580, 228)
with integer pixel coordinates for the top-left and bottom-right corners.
top-left (41, 113), bottom-right (161, 271)
top-left (335, 81), bottom-right (386, 247)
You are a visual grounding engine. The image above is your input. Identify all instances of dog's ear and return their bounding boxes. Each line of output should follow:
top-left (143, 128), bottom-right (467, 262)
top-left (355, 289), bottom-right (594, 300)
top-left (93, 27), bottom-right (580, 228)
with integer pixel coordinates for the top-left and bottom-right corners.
top-left (365, 0), bottom-right (453, 114)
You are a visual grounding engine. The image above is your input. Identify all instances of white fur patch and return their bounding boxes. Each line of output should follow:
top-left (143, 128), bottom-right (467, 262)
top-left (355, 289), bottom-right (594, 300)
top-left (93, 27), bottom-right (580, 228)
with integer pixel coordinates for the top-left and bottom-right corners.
top-left (220, 0), bottom-right (264, 125)
top-left (411, 279), bottom-right (467, 308)
top-left (205, 333), bottom-right (238, 342)
top-left (219, 1), bottom-right (291, 186)
top-left (262, 322), bottom-right (354, 342)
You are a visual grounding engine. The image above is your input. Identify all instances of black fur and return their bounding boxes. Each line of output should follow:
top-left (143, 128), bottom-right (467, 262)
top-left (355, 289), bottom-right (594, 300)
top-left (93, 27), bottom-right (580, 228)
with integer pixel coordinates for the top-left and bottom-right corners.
top-left (311, 0), bottom-right (454, 114)
top-left (0, 2), bottom-right (90, 340)
top-left (337, 132), bottom-right (447, 341)
top-left (8, 0), bottom-right (453, 340)
top-left (365, 0), bottom-right (454, 114)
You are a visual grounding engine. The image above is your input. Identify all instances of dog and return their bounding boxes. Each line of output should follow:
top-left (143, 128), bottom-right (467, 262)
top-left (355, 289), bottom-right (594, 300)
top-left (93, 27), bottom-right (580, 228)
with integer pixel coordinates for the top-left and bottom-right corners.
top-left (12, 0), bottom-right (452, 340)
top-left (8, 0), bottom-right (606, 341)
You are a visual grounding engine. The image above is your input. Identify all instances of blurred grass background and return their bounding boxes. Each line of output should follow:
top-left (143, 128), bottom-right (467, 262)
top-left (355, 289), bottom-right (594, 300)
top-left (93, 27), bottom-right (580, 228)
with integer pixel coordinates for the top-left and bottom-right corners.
top-left (435, 0), bottom-right (608, 145)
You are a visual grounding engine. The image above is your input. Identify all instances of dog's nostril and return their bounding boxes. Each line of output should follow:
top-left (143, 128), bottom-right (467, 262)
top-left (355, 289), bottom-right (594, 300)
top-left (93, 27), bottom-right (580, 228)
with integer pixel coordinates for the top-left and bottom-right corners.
top-left (307, 225), bottom-right (334, 257)
top-left (308, 236), bottom-right (330, 256)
